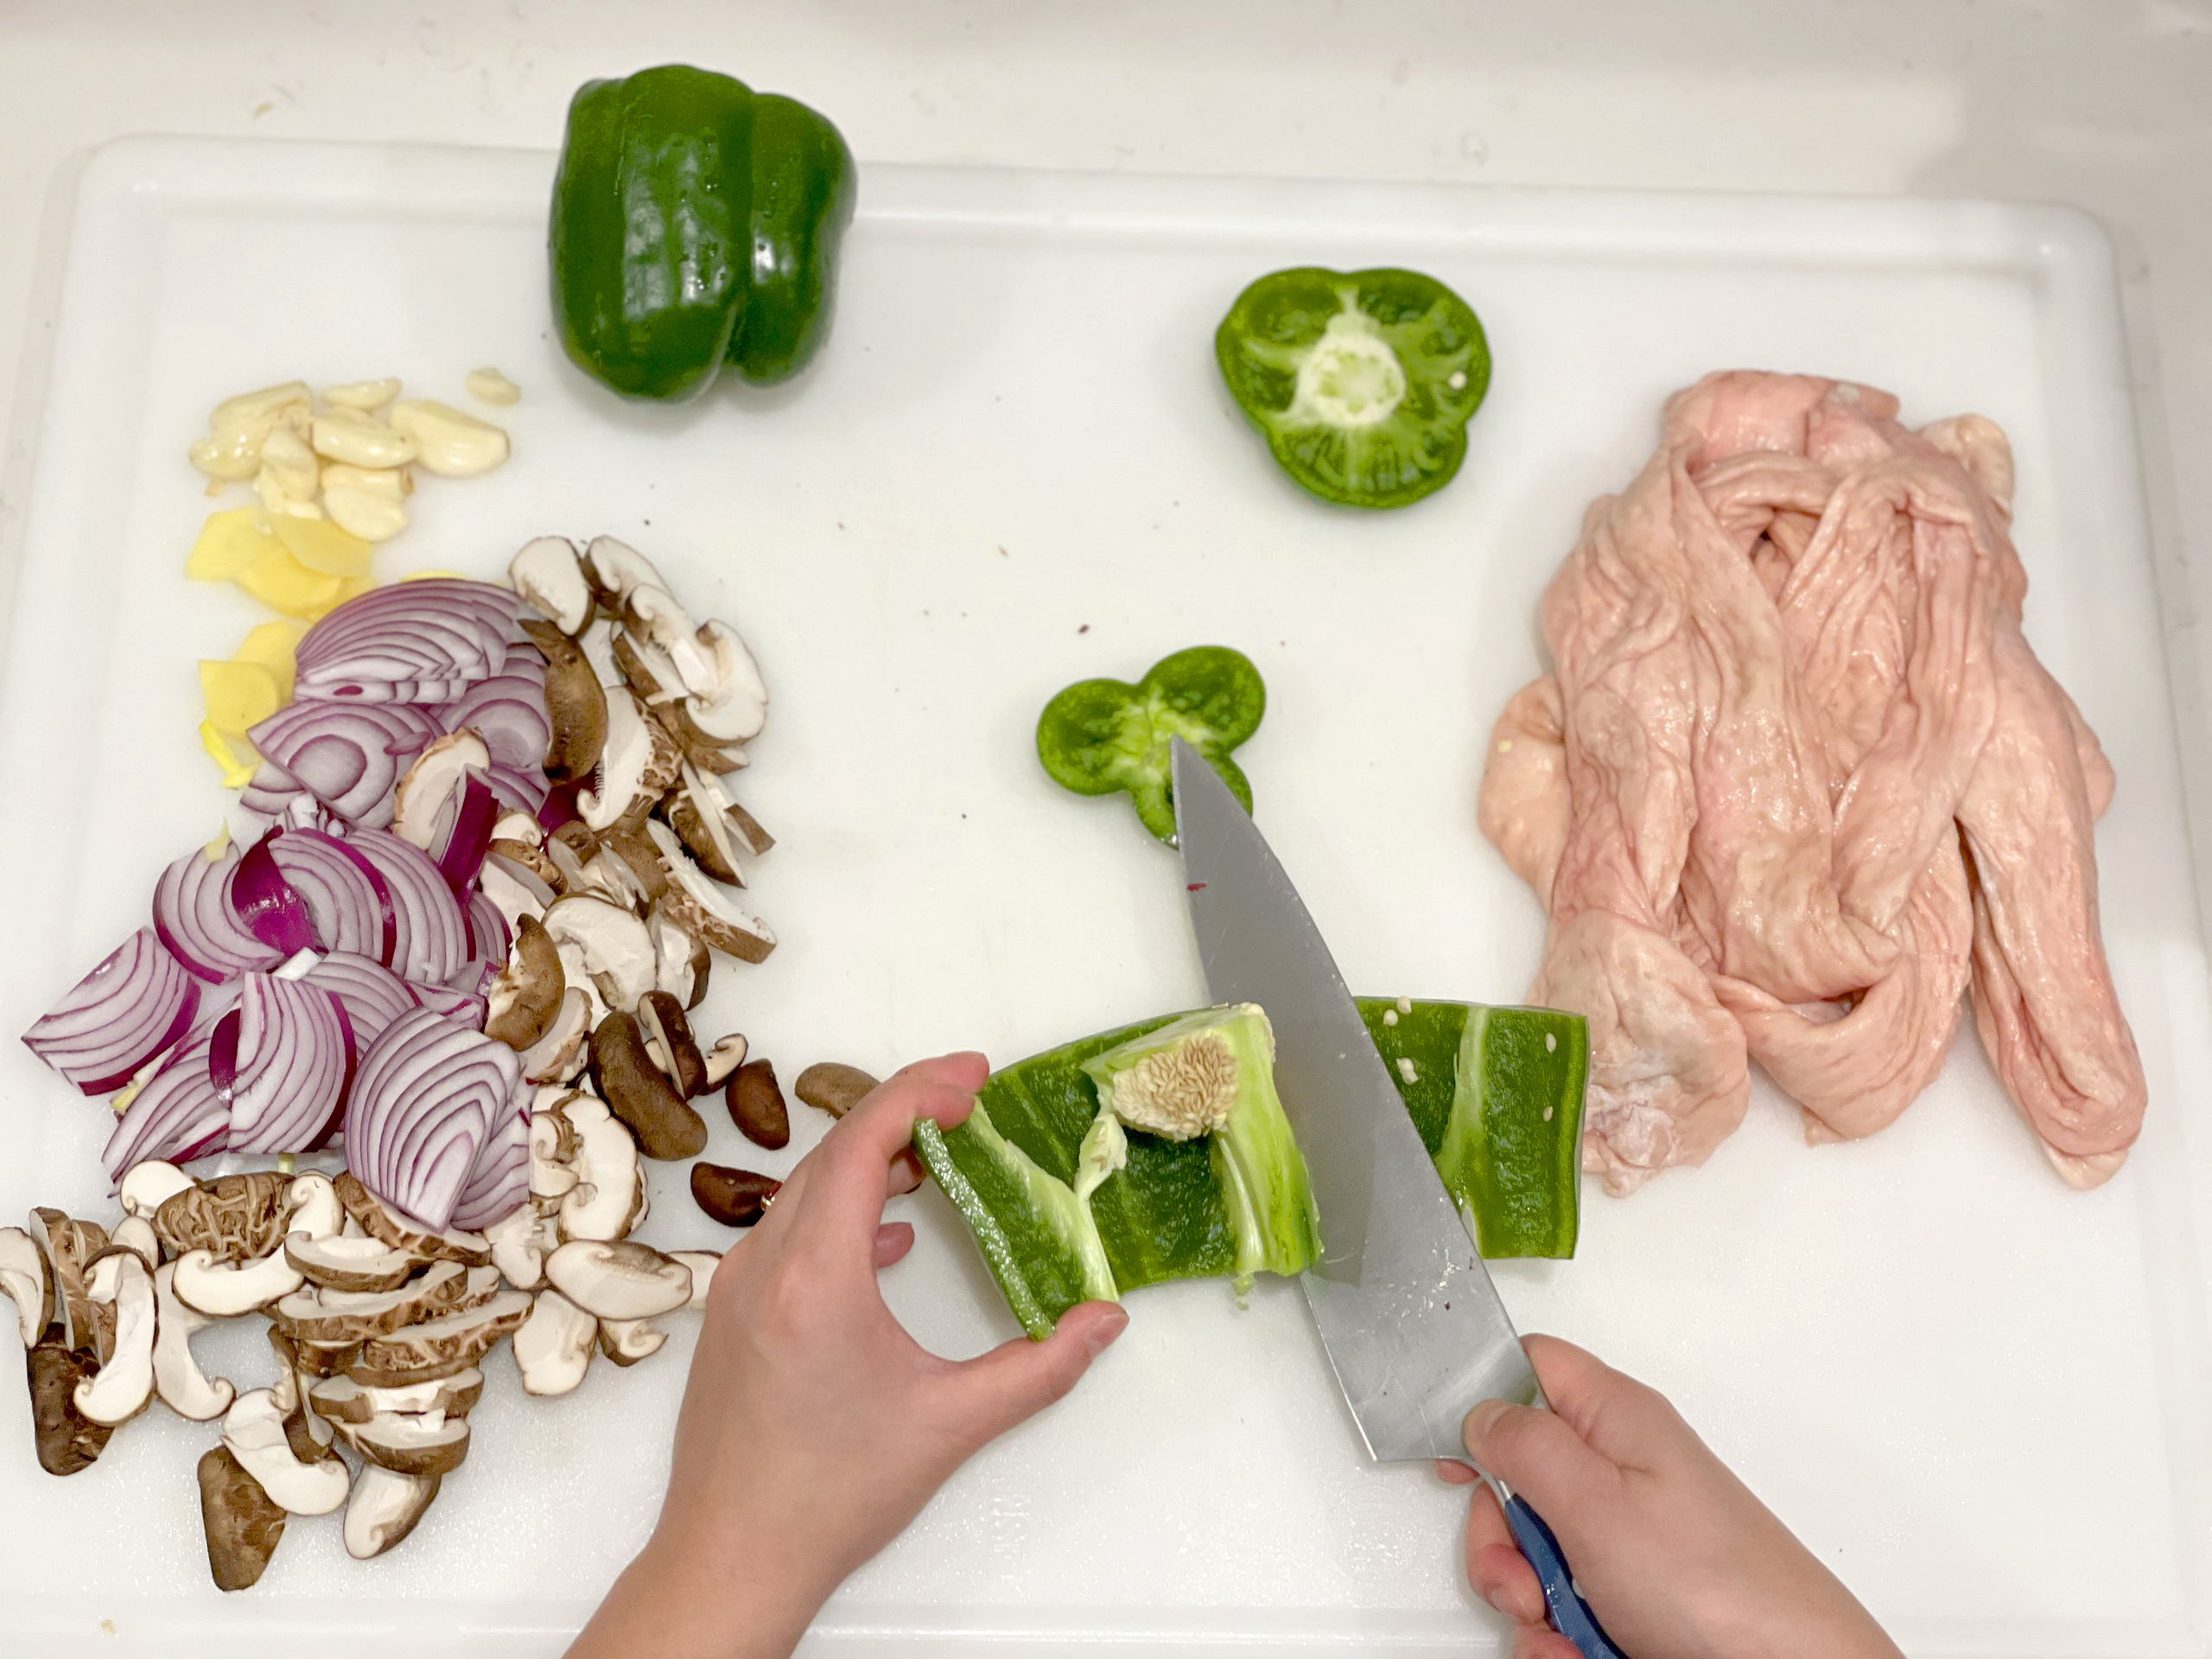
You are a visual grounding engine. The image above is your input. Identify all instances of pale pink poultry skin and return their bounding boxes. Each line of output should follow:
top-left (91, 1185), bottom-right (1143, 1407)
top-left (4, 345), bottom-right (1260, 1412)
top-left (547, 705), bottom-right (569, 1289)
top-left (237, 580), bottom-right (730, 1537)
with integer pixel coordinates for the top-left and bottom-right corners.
top-left (1478, 372), bottom-right (2145, 1193)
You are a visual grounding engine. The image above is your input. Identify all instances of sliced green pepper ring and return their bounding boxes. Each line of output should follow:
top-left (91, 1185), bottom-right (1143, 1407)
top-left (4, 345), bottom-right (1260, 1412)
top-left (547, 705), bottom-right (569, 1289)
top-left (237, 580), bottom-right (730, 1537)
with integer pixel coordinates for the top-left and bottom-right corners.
top-left (1036, 645), bottom-right (1265, 843)
top-left (1215, 266), bottom-right (1491, 510)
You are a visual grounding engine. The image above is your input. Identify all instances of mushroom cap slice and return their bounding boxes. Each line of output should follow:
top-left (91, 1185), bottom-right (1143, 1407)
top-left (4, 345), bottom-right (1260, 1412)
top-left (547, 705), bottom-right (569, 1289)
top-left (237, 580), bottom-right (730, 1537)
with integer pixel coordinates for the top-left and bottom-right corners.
top-left (578, 689), bottom-right (658, 831)
top-left (644, 820), bottom-right (775, 964)
top-left (596, 1317), bottom-right (668, 1367)
top-left (108, 1216), bottom-right (160, 1268)
top-left (392, 730), bottom-right (491, 851)
top-left (270, 1259), bottom-right (477, 1343)
top-left (517, 986), bottom-right (594, 1084)
top-left (284, 1232), bottom-right (429, 1294)
top-left (310, 1367), bottom-right (484, 1425)
top-left (524, 620), bottom-right (609, 785)
top-left (543, 893), bottom-right (657, 1014)
top-left (346, 1288), bottom-right (531, 1388)
top-left (155, 1170), bottom-right (293, 1262)
top-left (584, 535), bottom-right (666, 606)
top-left (333, 1172), bottom-right (493, 1267)
top-left (270, 1323), bottom-right (366, 1379)
top-left (544, 1239), bottom-right (693, 1321)
top-left (486, 1200), bottom-right (558, 1291)
top-left (588, 1010), bottom-right (708, 1160)
top-left (513, 1287), bottom-right (596, 1397)
top-left (529, 1109), bottom-right (581, 1198)
top-left (29, 1209), bottom-right (108, 1355)
top-left (637, 990), bottom-right (709, 1098)
top-left (171, 1245), bottom-right (304, 1319)
top-left (153, 1261), bottom-right (237, 1422)
top-left (224, 1387), bottom-right (352, 1516)
top-left (679, 620), bottom-right (769, 744)
top-left (509, 535), bottom-right (591, 635)
top-left (28, 1330), bottom-right (113, 1474)
top-left (73, 1249), bottom-right (156, 1427)
top-left (343, 1410), bottom-right (471, 1477)
top-left (556, 1096), bottom-right (644, 1243)
top-left (171, 1175), bottom-right (344, 1315)
top-left (345, 1465), bottom-right (442, 1561)
top-left (667, 1250), bottom-right (721, 1313)
top-left (0, 1225), bottom-right (48, 1349)
top-left (119, 1160), bottom-right (197, 1219)
top-left (198, 1444), bottom-right (288, 1591)
top-left (486, 912), bottom-right (567, 1051)
top-left (647, 905), bottom-right (710, 1010)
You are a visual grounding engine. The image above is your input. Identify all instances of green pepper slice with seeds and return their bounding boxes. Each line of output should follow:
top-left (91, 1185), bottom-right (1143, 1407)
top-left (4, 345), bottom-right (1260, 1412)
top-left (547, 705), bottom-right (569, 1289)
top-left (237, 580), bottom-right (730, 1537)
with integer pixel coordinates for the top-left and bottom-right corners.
top-left (1035, 645), bottom-right (1265, 843)
top-left (1214, 266), bottom-right (1491, 510)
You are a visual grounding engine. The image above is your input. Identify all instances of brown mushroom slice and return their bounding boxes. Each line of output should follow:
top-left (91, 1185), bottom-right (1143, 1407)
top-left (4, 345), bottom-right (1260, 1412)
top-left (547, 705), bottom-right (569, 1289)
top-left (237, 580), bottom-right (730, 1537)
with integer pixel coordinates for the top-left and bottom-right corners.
top-left (486, 913), bottom-right (567, 1051)
top-left (480, 853), bottom-right (555, 937)
top-left (590, 1011), bottom-right (709, 1160)
top-left (645, 820), bottom-right (776, 964)
top-left (556, 1097), bottom-right (645, 1243)
top-left (513, 1287), bottom-right (597, 1396)
top-left (311, 1367), bottom-right (484, 1425)
top-left (544, 1239), bottom-right (694, 1321)
top-left (118, 1160), bottom-right (197, 1220)
top-left (597, 1317), bottom-right (668, 1366)
top-left (637, 991), bottom-right (709, 1098)
top-left (529, 1105), bottom-right (582, 1198)
top-left (345, 1465), bottom-right (442, 1561)
top-left (794, 1062), bottom-right (880, 1121)
top-left (509, 534), bottom-right (592, 635)
top-left (487, 837), bottom-right (563, 897)
top-left (0, 1225), bottom-right (48, 1349)
top-left (486, 1198), bottom-right (559, 1291)
top-left (524, 619), bottom-right (609, 785)
top-left (579, 689), bottom-right (662, 831)
top-left (543, 893), bottom-right (657, 1013)
top-left (108, 1216), bottom-right (160, 1268)
top-left (271, 1364), bottom-right (337, 1462)
top-left (597, 817), bottom-right (672, 907)
top-left (342, 1411), bottom-right (473, 1478)
top-left (648, 699), bottom-right (751, 775)
top-left (699, 1033), bottom-right (748, 1092)
top-left (333, 1172), bottom-right (493, 1267)
top-left (584, 534), bottom-right (667, 607)
top-left (224, 1387), bottom-right (351, 1516)
top-left (28, 1330), bottom-right (112, 1474)
top-left (691, 1163), bottom-right (780, 1228)
top-left (152, 1262), bottom-right (236, 1421)
top-left (517, 987), bottom-right (594, 1084)
top-left (269, 1325), bottom-right (365, 1379)
top-left (662, 765), bottom-right (744, 886)
top-left (29, 1209), bottom-right (108, 1355)
top-left (728, 1058), bottom-right (791, 1151)
top-left (346, 1288), bottom-right (531, 1388)
top-left (613, 626), bottom-right (686, 707)
top-left (199, 1444), bottom-right (288, 1591)
top-left (284, 1232), bottom-right (427, 1294)
top-left (681, 619), bottom-right (769, 745)
top-left (155, 1169), bottom-right (292, 1262)
top-left (270, 1259), bottom-right (474, 1343)
top-left (667, 1250), bottom-right (721, 1312)
top-left (392, 730), bottom-right (491, 851)
top-left (647, 905), bottom-right (711, 1009)
top-left (73, 1249), bottom-right (156, 1427)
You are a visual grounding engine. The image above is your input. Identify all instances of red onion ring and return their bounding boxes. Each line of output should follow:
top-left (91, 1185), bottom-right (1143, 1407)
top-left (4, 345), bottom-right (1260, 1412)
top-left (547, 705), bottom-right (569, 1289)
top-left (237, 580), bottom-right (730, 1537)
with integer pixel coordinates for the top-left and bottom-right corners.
top-left (101, 1029), bottom-right (228, 1179)
top-left (341, 827), bottom-right (469, 985)
top-left (267, 827), bottom-right (388, 958)
top-left (465, 890), bottom-right (510, 968)
top-left (211, 975), bottom-right (350, 1155)
top-left (436, 774), bottom-right (501, 895)
top-left (299, 950), bottom-right (418, 1049)
top-left (232, 834), bottom-right (316, 956)
top-left (22, 928), bottom-right (201, 1095)
top-left (153, 842), bottom-right (283, 983)
top-left (247, 701), bottom-right (446, 829)
top-left (294, 580), bottom-right (524, 702)
top-left (442, 675), bottom-right (551, 773)
top-left (449, 1081), bottom-right (531, 1233)
top-left (410, 981), bottom-right (488, 1030)
top-left (343, 1007), bottom-right (521, 1230)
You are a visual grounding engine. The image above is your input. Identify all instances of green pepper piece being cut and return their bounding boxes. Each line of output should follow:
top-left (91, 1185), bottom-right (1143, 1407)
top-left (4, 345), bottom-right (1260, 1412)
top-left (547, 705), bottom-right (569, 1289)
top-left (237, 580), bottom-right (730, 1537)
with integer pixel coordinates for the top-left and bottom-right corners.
top-left (729, 93), bottom-right (858, 385)
top-left (1035, 645), bottom-right (1264, 844)
top-left (550, 66), bottom-right (758, 403)
top-left (1215, 265), bottom-right (1491, 510)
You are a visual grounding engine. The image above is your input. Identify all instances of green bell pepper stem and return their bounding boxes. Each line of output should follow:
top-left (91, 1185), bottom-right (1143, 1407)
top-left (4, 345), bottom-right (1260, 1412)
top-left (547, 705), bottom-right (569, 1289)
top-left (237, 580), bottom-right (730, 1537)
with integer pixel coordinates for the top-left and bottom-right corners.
top-left (730, 93), bottom-right (858, 385)
top-left (550, 66), bottom-right (757, 403)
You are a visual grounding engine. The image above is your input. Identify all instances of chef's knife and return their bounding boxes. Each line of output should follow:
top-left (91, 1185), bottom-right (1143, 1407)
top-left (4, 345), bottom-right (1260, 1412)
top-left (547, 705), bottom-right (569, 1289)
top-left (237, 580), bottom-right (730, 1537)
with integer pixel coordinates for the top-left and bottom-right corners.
top-left (1169, 739), bottom-right (1624, 1658)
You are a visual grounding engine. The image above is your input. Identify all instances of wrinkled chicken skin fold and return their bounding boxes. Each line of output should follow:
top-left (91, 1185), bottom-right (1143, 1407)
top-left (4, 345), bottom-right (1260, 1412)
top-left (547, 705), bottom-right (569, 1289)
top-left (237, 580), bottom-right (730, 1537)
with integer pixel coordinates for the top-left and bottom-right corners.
top-left (1480, 371), bottom-right (2145, 1192)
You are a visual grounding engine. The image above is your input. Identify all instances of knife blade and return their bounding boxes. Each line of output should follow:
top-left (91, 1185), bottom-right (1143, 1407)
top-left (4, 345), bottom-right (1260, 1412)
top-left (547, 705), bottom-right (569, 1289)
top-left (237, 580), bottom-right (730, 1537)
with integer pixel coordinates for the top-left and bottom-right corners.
top-left (1169, 740), bottom-right (1625, 1658)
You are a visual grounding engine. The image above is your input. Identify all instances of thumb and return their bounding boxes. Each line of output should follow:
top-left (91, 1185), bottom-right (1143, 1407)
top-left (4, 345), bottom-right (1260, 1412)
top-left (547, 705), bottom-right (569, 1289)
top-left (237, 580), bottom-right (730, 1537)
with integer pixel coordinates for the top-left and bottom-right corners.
top-left (944, 1301), bottom-right (1128, 1447)
top-left (1462, 1395), bottom-right (1618, 1528)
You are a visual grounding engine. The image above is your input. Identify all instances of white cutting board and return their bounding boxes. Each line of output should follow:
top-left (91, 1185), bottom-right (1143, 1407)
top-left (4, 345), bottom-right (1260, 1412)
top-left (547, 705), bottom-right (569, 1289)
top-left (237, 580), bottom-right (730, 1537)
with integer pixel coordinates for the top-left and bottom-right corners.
top-left (0, 137), bottom-right (2207, 1657)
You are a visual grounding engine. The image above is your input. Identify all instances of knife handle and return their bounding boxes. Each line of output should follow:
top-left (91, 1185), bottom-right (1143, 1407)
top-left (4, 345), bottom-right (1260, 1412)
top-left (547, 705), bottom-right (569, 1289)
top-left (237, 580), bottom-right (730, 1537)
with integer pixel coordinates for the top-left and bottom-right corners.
top-left (1502, 1491), bottom-right (1630, 1658)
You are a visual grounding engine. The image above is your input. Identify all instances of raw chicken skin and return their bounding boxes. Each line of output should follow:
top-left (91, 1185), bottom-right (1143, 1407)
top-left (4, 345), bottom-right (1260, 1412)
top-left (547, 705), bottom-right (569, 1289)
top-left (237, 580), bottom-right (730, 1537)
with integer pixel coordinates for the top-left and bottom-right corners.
top-left (1481, 372), bottom-right (2145, 1192)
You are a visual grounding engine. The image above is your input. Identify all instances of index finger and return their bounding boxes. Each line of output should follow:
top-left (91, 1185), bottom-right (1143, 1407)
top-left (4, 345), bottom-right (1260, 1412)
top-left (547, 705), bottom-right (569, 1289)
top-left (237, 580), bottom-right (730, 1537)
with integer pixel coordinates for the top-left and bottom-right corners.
top-left (799, 1052), bottom-right (989, 1230)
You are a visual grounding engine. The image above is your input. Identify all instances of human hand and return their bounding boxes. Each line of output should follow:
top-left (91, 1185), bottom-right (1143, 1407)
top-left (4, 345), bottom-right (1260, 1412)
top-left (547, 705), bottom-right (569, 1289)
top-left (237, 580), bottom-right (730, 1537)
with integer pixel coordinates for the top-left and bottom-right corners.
top-left (569, 1052), bottom-right (1128, 1659)
top-left (1440, 1336), bottom-right (1900, 1659)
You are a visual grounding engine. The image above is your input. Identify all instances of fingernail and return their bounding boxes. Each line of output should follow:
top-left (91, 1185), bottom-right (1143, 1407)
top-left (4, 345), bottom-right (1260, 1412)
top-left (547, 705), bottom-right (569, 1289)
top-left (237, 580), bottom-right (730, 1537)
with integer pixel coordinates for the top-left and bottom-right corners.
top-left (1084, 1305), bottom-right (1129, 1357)
top-left (1463, 1398), bottom-right (1509, 1452)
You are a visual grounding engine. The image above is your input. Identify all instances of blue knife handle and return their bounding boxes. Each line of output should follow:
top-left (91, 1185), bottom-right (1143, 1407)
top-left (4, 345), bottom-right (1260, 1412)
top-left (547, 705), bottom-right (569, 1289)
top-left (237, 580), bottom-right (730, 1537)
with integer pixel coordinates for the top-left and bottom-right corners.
top-left (1502, 1491), bottom-right (1630, 1657)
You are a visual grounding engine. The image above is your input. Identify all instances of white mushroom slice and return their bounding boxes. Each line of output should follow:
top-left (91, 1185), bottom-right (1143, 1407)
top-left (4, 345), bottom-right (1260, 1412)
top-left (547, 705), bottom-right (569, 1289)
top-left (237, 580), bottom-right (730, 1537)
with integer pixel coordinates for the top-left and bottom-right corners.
top-left (545, 1240), bottom-right (693, 1321)
top-left (119, 1160), bottom-right (196, 1219)
top-left (518, 987), bottom-right (594, 1084)
top-left (346, 1290), bottom-right (531, 1388)
top-left (108, 1216), bottom-right (159, 1269)
top-left (668, 1251), bottom-right (721, 1312)
top-left (579, 616), bottom-right (624, 693)
top-left (508, 535), bottom-right (593, 635)
top-left (645, 820), bottom-right (777, 964)
top-left (343, 1410), bottom-right (473, 1477)
top-left (648, 906), bottom-right (709, 1007)
top-left (0, 1227), bottom-right (48, 1349)
top-left (73, 1252), bottom-right (156, 1426)
top-left (556, 1098), bottom-right (643, 1243)
top-left (700, 1034), bottom-right (748, 1090)
top-left (480, 855), bottom-right (553, 935)
top-left (345, 1464), bottom-right (442, 1561)
top-left (285, 1233), bottom-right (426, 1294)
top-left (172, 1246), bottom-right (303, 1318)
top-left (311, 1368), bottom-right (483, 1424)
top-left (287, 1173), bottom-right (345, 1243)
top-left (598, 1317), bottom-right (668, 1366)
top-left (29, 1209), bottom-right (108, 1353)
top-left (513, 1288), bottom-right (597, 1396)
top-left (578, 690), bottom-right (658, 831)
top-left (543, 894), bottom-right (657, 1012)
top-left (224, 1388), bottom-right (351, 1516)
top-left (528, 1109), bottom-right (581, 1198)
top-left (683, 764), bottom-right (772, 857)
top-left (666, 763), bottom-right (745, 886)
top-left (272, 1260), bottom-right (474, 1343)
top-left (581, 847), bottom-right (656, 913)
top-left (392, 731), bottom-right (492, 852)
top-left (152, 1262), bottom-right (236, 1421)
top-left (485, 1202), bottom-right (558, 1291)
top-left (584, 536), bottom-right (667, 606)
top-left (623, 586), bottom-right (718, 695)
top-left (492, 810), bottom-right (543, 846)
top-left (682, 620), bottom-right (770, 744)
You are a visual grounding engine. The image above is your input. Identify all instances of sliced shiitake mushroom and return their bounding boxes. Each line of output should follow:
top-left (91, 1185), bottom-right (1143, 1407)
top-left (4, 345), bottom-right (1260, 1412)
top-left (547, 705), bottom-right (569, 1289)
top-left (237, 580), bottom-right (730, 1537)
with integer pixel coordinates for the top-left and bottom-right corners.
top-left (644, 820), bottom-right (775, 964)
top-left (513, 1288), bottom-right (596, 1397)
top-left (341, 1412), bottom-right (472, 1478)
top-left (311, 1368), bottom-right (484, 1425)
top-left (637, 991), bottom-right (709, 1098)
top-left (223, 1386), bottom-right (350, 1516)
top-left (346, 1289), bottom-right (531, 1388)
top-left (590, 1011), bottom-right (709, 1160)
top-left (29, 1328), bottom-right (111, 1475)
top-left (199, 1444), bottom-right (288, 1591)
top-left (154, 1262), bottom-right (237, 1421)
top-left (118, 1159), bottom-right (196, 1220)
top-left (543, 893), bottom-right (657, 1013)
top-left (73, 1249), bottom-right (157, 1427)
top-left (486, 913), bottom-right (567, 1051)
top-left (510, 535), bottom-right (592, 635)
top-left (333, 1172), bottom-right (492, 1268)
top-left (598, 816), bottom-right (672, 909)
top-left (597, 1317), bottom-right (668, 1367)
top-left (794, 1062), bottom-right (880, 1121)
top-left (284, 1232), bottom-right (428, 1294)
top-left (155, 1170), bottom-right (294, 1263)
top-left (690, 1163), bottom-right (780, 1229)
top-left (556, 1097), bottom-right (644, 1243)
top-left (29, 1209), bottom-right (108, 1356)
top-left (0, 1225), bottom-right (48, 1350)
top-left (543, 1239), bottom-right (694, 1321)
top-left (345, 1465), bottom-right (442, 1561)
top-left (648, 904), bottom-right (711, 1009)
top-left (524, 618), bottom-right (609, 785)
top-left (728, 1058), bottom-right (791, 1150)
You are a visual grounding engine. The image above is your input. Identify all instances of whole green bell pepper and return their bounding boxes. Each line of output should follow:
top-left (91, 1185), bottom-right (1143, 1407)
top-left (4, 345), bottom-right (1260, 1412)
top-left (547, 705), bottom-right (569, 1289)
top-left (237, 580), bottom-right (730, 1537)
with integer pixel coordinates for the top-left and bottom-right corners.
top-left (550, 66), bottom-right (855, 401)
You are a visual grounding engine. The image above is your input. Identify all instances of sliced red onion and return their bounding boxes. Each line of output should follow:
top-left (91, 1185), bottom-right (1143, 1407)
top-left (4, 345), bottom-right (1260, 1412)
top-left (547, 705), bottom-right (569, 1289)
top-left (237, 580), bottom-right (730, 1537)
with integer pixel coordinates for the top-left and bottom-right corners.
top-left (306, 830), bottom-right (398, 965)
top-left (410, 981), bottom-right (487, 1031)
top-left (247, 701), bottom-right (445, 829)
top-left (300, 951), bottom-right (418, 1049)
top-left (154, 842), bottom-right (283, 983)
top-left (268, 828), bottom-right (388, 958)
top-left (465, 890), bottom-right (510, 967)
top-left (484, 763), bottom-right (550, 817)
top-left (102, 1030), bottom-right (228, 1179)
top-left (23, 928), bottom-right (200, 1095)
top-left (443, 675), bottom-right (551, 772)
top-left (294, 580), bottom-right (524, 702)
top-left (499, 640), bottom-right (547, 680)
top-left (240, 760), bottom-right (305, 818)
top-left (342, 827), bottom-right (469, 984)
top-left (210, 976), bottom-right (350, 1155)
top-left (449, 1084), bottom-right (531, 1232)
top-left (232, 834), bottom-right (315, 956)
top-left (343, 1007), bottom-right (521, 1231)
top-left (436, 775), bottom-right (500, 894)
